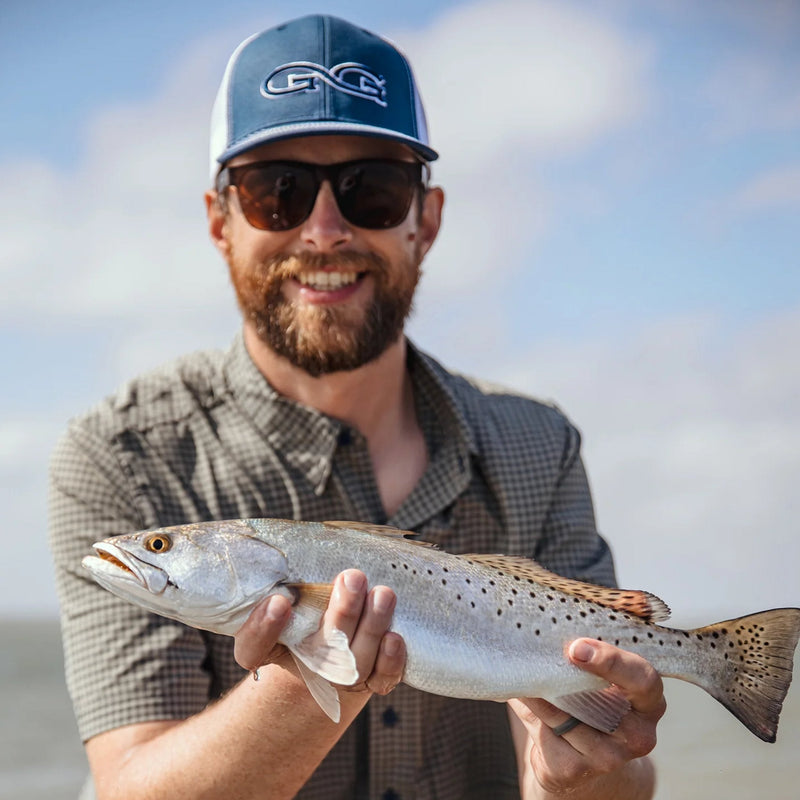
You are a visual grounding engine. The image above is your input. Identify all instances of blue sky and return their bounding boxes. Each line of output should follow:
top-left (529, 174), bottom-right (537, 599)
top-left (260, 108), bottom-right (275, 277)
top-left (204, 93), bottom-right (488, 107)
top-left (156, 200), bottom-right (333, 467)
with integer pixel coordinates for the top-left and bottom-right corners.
top-left (1, 0), bottom-right (799, 624)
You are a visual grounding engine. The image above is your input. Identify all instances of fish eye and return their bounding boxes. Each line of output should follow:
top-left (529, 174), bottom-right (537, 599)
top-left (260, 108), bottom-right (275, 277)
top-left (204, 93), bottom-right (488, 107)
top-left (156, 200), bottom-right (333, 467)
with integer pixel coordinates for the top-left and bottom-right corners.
top-left (144, 534), bottom-right (172, 553)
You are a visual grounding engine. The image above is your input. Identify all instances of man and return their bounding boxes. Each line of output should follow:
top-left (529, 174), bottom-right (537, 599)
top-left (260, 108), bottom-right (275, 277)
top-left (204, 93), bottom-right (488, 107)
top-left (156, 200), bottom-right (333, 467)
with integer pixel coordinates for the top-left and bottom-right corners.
top-left (50, 14), bottom-right (664, 799)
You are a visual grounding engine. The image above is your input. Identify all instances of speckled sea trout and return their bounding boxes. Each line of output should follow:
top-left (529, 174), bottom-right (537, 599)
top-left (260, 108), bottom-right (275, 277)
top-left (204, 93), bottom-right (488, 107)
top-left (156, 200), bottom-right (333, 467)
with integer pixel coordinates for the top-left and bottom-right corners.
top-left (82, 518), bottom-right (800, 740)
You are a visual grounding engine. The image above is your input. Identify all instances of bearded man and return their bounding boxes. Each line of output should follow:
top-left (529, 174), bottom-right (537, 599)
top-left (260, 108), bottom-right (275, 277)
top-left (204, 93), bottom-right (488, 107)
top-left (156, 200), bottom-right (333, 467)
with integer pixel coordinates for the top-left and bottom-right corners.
top-left (50, 14), bottom-right (664, 800)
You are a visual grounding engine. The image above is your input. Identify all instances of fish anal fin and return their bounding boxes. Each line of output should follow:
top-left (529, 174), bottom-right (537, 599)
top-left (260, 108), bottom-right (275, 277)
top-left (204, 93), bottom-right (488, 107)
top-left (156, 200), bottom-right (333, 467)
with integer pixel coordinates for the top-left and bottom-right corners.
top-left (551, 685), bottom-right (631, 734)
top-left (290, 653), bottom-right (342, 723)
top-left (323, 520), bottom-right (439, 548)
top-left (287, 582), bottom-right (334, 613)
top-left (463, 554), bottom-right (671, 622)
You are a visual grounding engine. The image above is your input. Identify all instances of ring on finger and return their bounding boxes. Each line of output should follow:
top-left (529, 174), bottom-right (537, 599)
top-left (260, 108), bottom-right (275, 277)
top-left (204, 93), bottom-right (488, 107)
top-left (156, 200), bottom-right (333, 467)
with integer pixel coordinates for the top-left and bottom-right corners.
top-left (552, 716), bottom-right (581, 736)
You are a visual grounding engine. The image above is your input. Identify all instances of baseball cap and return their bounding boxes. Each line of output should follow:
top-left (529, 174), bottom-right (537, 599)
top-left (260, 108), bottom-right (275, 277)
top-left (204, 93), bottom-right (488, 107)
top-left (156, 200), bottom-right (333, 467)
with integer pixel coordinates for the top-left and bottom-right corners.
top-left (209, 14), bottom-right (438, 179)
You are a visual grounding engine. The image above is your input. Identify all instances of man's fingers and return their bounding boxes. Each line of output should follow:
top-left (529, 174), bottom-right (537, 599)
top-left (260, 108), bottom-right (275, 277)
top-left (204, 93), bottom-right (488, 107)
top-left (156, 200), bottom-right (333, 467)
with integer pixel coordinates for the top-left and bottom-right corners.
top-left (338, 582), bottom-right (403, 691)
top-left (324, 570), bottom-right (369, 641)
top-left (366, 633), bottom-right (406, 695)
top-left (568, 639), bottom-right (665, 716)
top-left (234, 594), bottom-right (293, 672)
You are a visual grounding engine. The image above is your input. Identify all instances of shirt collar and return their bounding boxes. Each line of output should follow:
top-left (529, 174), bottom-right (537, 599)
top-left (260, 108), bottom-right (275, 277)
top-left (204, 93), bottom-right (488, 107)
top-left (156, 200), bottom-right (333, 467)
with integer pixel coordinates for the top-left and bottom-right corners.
top-left (221, 331), bottom-right (478, 509)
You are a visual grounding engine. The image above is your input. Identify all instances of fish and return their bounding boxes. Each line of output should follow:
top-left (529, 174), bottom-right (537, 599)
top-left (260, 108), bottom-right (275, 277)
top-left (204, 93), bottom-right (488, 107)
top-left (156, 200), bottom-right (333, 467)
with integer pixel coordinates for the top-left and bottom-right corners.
top-left (82, 517), bottom-right (800, 740)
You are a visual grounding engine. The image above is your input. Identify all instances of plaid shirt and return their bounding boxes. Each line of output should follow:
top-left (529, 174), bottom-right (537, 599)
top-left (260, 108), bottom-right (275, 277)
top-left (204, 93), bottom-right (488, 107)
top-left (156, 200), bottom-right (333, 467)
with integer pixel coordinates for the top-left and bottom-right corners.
top-left (49, 333), bottom-right (615, 800)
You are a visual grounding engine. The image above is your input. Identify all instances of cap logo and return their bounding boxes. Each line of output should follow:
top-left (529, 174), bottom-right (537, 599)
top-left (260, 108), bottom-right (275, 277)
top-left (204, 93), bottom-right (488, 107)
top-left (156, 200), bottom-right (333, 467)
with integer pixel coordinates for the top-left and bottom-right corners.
top-left (262, 61), bottom-right (387, 107)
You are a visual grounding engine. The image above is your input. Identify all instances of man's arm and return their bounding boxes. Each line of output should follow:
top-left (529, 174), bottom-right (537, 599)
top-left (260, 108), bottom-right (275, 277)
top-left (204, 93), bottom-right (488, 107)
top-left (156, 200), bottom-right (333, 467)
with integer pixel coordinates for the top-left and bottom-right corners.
top-left (87, 570), bottom-right (405, 800)
top-left (508, 638), bottom-right (663, 800)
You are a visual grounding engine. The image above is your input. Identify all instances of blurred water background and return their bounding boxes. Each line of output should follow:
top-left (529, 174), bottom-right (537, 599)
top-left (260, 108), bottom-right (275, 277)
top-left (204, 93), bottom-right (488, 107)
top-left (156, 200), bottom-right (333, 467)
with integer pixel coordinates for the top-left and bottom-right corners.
top-left (1, 618), bottom-right (798, 799)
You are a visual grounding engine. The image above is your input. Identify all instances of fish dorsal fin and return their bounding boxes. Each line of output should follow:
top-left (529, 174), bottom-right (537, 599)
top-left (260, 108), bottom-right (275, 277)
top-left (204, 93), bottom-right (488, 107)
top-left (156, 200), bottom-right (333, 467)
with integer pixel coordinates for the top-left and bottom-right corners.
top-left (463, 554), bottom-right (671, 622)
top-left (323, 521), bottom-right (439, 549)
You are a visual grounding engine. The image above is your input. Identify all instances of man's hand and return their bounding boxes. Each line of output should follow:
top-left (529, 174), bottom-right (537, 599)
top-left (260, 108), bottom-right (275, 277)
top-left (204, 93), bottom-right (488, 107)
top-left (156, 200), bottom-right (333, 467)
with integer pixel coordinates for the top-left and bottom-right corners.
top-left (234, 569), bottom-right (406, 696)
top-left (508, 638), bottom-right (664, 799)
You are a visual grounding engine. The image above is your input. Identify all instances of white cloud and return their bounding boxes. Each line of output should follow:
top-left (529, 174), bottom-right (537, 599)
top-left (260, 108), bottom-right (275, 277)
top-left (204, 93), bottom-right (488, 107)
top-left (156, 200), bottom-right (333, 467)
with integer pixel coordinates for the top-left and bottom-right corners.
top-left (395, 0), bottom-right (652, 295)
top-left (400, 0), bottom-right (651, 164)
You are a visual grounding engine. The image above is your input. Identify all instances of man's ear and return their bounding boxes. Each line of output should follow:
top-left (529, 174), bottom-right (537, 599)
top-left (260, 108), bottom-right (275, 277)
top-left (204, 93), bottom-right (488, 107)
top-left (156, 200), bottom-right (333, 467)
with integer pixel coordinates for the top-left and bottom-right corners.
top-left (205, 190), bottom-right (231, 259)
top-left (416, 186), bottom-right (444, 259)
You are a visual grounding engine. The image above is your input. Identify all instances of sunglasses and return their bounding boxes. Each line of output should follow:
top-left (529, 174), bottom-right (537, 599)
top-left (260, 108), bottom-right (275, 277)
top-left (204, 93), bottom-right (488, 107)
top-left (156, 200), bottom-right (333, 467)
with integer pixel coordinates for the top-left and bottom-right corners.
top-left (217, 158), bottom-right (428, 231)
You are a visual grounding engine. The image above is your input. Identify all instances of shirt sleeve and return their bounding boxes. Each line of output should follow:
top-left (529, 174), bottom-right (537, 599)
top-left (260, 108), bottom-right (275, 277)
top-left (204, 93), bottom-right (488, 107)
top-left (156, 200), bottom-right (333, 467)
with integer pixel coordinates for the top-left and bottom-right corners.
top-left (48, 418), bottom-right (214, 742)
top-left (533, 417), bottom-right (617, 588)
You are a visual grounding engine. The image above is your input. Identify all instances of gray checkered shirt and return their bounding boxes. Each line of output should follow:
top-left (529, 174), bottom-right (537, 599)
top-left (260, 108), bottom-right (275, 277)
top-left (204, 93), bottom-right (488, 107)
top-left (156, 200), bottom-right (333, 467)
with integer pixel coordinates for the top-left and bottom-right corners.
top-left (49, 333), bottom-right (616, 800)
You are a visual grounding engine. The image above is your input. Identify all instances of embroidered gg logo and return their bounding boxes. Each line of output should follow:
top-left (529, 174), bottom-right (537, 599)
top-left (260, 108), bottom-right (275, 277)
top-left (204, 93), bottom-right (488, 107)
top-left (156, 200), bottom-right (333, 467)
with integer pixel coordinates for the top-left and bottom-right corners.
top-left (262, 61), bottom-right (387, 107)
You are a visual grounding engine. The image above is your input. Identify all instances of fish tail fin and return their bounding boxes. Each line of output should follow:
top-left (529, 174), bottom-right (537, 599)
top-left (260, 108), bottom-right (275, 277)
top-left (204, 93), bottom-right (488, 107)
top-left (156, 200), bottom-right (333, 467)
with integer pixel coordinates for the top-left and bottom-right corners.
top-left (686, 608), bottom-right (800, 742)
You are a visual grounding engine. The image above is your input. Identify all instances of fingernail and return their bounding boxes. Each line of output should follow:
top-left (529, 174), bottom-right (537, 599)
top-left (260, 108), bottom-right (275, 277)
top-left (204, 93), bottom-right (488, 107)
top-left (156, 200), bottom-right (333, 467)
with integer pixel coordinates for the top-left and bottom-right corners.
top-left (343, 570), bottom-right (365, 594)
top-left (372, 586), bottom-right (395, 615)
top-left (570, 640), bottom-right (595, 663)
top-left (382, 635), bottom-right (401, 658)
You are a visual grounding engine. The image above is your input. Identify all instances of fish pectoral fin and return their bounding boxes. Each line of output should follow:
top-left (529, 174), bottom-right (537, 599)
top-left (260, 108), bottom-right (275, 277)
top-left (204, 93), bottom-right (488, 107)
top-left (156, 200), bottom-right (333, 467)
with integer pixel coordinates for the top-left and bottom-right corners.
top-left (463, 554), bottom-right (671, 622)
top-left (290, 653), bottom-right (342, 723)
top-left (323, 520), bottom-right (439, 548)
top-left (286, 582), bottom-right (334, 612)
top-left (290, 625), bottom-right (359, 686)
top-left (551, 685), bottom-right (631, 734)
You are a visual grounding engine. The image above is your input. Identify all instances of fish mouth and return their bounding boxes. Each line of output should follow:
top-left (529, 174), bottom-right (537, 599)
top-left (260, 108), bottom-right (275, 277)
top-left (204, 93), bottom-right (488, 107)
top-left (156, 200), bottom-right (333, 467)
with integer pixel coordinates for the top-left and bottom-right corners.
top-left (85, 542), bottom-right (148, 588)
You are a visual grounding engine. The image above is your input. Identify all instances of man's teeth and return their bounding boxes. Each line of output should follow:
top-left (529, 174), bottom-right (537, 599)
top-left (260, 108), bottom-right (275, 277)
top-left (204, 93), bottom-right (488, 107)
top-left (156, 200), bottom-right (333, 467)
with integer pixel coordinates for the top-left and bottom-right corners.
top-left (297, 271), bottom-right (359, 291)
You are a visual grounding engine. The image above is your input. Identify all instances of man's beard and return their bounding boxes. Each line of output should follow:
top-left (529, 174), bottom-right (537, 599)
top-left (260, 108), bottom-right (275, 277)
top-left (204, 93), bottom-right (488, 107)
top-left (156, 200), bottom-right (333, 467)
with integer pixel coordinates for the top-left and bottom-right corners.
top-left (228, 246), bottom-right (422, 377)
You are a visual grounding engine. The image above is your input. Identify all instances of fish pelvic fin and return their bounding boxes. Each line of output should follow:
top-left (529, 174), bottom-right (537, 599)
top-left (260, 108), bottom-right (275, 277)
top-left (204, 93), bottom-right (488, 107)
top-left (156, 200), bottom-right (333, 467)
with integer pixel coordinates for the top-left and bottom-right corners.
top-left (290, 625), bottom-right (359, 686)
top-left (551, 685), bottom-right (631, 734)
top-left (680, 608), bottom-right (800, 743)
top-left (286, 624), bottom-right (359, 723)
top-left (463, 554), bottom-right (671, 622)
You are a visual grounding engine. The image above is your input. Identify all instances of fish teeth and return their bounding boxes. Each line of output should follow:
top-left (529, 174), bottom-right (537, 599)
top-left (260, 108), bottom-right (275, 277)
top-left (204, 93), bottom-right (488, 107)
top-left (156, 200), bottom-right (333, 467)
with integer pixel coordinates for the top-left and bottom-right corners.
top-left (297, 271), bottom-right (359, 291)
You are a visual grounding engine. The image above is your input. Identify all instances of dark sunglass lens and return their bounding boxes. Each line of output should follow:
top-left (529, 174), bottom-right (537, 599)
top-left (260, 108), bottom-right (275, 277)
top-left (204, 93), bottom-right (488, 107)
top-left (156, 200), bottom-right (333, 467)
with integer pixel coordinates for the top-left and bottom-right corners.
top-left (237, 164), bottom-right (316, 230)
top-left (336, 162), bottom-right (417, 228)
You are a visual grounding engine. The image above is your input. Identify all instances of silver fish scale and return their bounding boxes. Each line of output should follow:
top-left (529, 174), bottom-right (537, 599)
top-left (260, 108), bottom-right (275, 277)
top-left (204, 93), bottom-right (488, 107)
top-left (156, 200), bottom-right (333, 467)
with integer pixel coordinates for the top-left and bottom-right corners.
top-left (249, 519), bottom-right (643, 701)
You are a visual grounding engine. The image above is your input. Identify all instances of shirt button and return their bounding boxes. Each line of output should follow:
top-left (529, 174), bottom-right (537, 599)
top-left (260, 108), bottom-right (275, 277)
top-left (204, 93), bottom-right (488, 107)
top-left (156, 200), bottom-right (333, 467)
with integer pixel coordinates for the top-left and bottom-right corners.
top-left (382, 707), bottom-right (399, 727)
top-left (337, 428), bottom-right (352, 446)
top-left (382, 790), bottom-right (400, 800)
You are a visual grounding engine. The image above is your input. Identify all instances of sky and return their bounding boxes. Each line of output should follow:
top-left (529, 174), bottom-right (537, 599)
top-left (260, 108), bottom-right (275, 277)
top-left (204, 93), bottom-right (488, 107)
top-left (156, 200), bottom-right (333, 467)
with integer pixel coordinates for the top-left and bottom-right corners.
top-left (1, 0), bottom-right (799, 622)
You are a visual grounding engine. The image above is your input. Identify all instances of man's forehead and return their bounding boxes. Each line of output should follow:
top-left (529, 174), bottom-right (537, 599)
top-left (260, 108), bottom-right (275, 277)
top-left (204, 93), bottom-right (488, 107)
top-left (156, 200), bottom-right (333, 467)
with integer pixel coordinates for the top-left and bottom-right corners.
top-left (227, 134), bottom-right (418, 166)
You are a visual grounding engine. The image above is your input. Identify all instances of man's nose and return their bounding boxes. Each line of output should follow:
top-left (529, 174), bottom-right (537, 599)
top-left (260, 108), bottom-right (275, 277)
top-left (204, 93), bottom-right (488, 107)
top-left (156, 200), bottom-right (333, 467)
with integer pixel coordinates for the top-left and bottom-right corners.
top-left (299, 181), bottom-right (353, 250)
